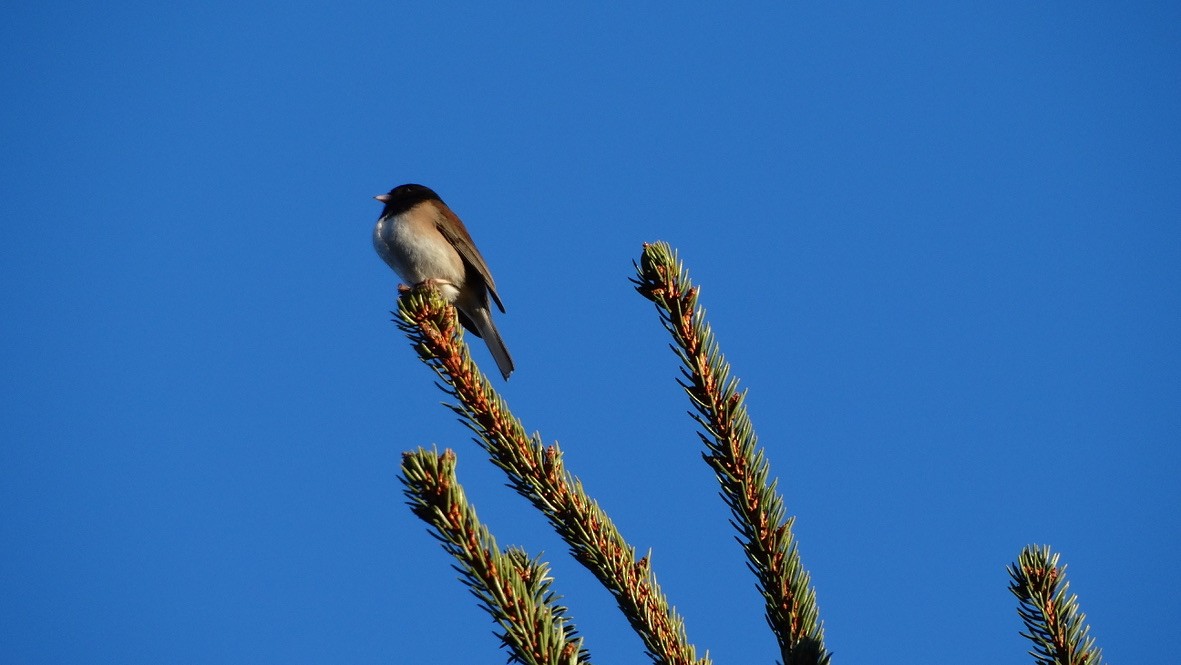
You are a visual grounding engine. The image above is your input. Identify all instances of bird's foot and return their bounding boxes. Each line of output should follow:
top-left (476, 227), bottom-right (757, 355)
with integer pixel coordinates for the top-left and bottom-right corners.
top-left (416, 278), bottom-right (456, 290)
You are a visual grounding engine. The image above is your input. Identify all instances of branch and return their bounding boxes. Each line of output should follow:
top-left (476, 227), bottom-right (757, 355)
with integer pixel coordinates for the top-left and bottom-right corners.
top-left (393, 287), bottom-right (709, 665)
top-left (400, 448), bottom-right (588, 665)
top-left (632, 241), bottom-right (829, 665)
top-left (1008, 545), bottom-right (1104, 665)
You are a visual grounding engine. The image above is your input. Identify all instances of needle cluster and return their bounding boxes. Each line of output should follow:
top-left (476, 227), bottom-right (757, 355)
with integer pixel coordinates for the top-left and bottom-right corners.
top-left (1008, 545), bottom-right (1104, 665)
top-left (632, 242), bottom-right (829, 665)
top-left (401, 448), bottom-right (588, 665)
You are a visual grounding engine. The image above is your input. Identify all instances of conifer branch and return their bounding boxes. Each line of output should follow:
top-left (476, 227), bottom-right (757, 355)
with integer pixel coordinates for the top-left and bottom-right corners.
top-left (400, 447), bottom-right (589, 665)
top-left (394, 288), bottom-right (709, 665)
top-left (1008, 545), bottom-right (1104, 665)
top-left (632, 242), bottom-right (830, 665)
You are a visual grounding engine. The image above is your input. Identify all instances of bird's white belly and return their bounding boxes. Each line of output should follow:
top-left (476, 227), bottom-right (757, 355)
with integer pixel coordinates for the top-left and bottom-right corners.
top-left (374, 214), bottom-right (466, 299)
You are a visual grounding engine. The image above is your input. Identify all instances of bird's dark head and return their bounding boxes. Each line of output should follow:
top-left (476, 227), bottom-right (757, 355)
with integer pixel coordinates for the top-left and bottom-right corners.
top-left (374, 183), bottom-right (443, 215)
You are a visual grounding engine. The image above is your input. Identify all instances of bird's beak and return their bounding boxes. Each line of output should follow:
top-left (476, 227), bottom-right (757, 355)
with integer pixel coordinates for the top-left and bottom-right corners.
top-left (374, 194), bottom-right (391, 203)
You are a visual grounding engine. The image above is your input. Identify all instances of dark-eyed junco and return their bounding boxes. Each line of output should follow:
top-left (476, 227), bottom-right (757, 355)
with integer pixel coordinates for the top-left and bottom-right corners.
top-left (373, 183), bottom-right (514, 380)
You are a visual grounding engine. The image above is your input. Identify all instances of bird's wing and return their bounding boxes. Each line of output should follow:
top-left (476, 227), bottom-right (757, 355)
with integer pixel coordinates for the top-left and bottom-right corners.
top-left (434, 205), bottom-right (506, 313)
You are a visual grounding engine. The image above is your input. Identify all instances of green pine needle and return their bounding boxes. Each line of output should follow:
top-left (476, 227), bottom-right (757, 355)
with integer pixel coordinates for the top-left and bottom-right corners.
top-left (1008, 545), bottom-right (1104, 665)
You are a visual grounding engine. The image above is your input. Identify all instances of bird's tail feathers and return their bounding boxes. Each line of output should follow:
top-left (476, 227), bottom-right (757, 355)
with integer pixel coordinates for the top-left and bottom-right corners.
top-left (470, 309), bottom-right (514, 380)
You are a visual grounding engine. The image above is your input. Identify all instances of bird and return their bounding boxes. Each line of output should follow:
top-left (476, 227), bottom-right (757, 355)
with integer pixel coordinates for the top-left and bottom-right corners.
top-left (373, 183), bottom-right (514, 380)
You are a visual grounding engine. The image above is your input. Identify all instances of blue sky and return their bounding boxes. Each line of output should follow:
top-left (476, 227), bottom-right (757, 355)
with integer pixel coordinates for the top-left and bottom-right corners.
top-left (2, 3), bottom-right (1178, 663)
